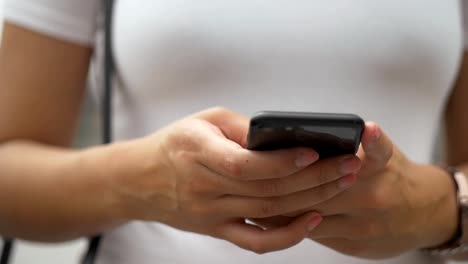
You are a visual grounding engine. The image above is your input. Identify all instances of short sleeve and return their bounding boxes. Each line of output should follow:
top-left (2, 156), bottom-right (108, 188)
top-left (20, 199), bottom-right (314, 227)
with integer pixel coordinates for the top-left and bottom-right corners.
top-left (4, 0), bottom-right (100, 46)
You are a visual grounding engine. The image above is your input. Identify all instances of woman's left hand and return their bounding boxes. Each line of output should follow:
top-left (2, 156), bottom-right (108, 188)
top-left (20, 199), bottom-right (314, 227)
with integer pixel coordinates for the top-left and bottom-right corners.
top-left (253, 122), bottom-right (459, 259)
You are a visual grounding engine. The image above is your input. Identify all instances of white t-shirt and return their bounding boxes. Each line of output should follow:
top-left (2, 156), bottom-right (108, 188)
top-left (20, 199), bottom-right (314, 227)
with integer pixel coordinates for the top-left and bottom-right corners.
top-left (4, 1), bottom-right (467, 263)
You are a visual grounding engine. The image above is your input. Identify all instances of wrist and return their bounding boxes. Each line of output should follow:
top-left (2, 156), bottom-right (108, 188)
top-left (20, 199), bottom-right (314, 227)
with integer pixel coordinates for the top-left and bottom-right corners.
top-left (71, 144), bottom-right (132, 228)
top-left (84, 134), bottom-right (172, 223)
top-left (415, 164), bottom-right (458, 249)
top-left (423, 167), bottom-right (468, 255)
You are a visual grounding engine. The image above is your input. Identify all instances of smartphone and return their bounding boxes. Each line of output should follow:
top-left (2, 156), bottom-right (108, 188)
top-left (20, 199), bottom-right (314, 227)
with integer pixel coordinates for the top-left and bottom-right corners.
top-left (247, 111), bottom-right (365, 158)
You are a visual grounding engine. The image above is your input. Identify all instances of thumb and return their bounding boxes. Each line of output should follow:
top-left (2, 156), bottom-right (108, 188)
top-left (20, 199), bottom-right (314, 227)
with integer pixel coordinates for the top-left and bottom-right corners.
top-left (361, 122), bottom-right (394, 171)
top-left (218, 212), bottom-right (322, 254)
top-left (195, 107), bottom-right (249, 147)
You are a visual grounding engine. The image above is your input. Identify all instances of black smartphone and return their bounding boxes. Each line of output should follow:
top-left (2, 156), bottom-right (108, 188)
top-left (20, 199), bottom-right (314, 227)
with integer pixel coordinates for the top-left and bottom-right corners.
top-left (247, 111), bottom-right (365, 158)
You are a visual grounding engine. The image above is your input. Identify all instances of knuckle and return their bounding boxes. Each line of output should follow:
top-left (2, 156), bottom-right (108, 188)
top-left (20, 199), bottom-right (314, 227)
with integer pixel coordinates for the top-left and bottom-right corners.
top-left (221, 156), bottom-right (244, 179)
top-left (243, 239), bottom-right (270, 255)
top-left (167, 125), bottom-right (200, 153)
top-left (316, 164), bottom-right (330, 186)
top-left (360, 221), bottom-right (383, 240)
top-left (260, 180), bottom-right (284, 196)
top-left (187, 177), bottom-right (215, 195)
top-left (210, 106), bottom-right (229, 115)
top-left (183, 179), bottom-right (199, 195)
top-left (167, 149), bottom-right (195, 173)
top-left (249, 243), bottom-right (268, 255)
top-left (190, 203), bottom-right (211, 218)
top-left (367, 188), bottom-right (390, 210)
top-left (179, 198), bottom-right (209, 218)
top-left (317, 183), bottom-right (338, 201)
top-left (176, 149), bottom-right (194, 162)
top-left (377, 144), bottom-right (394, 168)
top-left (257, 199), bottom-right (280, 217)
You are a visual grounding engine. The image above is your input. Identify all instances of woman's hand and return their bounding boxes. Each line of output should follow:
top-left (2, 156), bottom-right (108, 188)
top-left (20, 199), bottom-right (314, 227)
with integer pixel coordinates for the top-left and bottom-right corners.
top-left (252, 122), bottom-right (459, 259)
top-left (107, 107), bottom-right (360, 254)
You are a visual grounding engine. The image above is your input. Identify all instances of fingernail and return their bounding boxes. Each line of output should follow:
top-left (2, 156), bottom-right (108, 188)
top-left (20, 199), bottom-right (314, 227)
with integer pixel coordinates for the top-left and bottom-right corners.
top-left (338, 174), bottom-right (357, 189)
top-left (308, 214), bottom-right (323, 232)
top-left (296, 151), bottom-right (319, 168)
top-left (339, 156), bottom-right (361, 174)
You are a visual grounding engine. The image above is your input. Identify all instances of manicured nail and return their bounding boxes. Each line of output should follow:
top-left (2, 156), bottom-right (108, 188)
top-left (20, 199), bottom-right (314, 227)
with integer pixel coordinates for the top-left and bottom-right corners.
top-left (339, 156), bottom-right (361, 174)
top-left (308, 214), bottom-right (323, 232)
top-left (296, 151), bottom-right (319, 168)
top-left (338, 174), bottom-right (357, 189)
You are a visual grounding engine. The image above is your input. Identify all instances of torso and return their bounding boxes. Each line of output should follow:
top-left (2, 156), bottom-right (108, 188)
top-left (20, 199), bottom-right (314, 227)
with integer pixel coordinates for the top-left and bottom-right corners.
top-left (95, 1), bottom-right (462, 263)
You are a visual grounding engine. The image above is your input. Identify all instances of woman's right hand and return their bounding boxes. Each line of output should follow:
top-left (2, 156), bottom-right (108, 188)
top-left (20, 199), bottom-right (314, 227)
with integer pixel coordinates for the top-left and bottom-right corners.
top-left (107, 107), bottom-right (361, 254)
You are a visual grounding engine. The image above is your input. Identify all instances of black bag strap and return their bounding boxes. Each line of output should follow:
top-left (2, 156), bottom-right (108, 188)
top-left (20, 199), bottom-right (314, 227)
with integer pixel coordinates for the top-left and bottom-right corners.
top-left (0, 239), bottom-right (13, 264)
top-left (82, 0), bottom-right (115, 263)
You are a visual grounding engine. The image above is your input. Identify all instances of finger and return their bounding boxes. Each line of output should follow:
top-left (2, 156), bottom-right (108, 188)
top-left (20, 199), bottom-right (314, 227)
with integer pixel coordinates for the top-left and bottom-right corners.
top-left (194, 107), bottom-right (250, 147)
top-left (199, 136), bottom-right (319, 180)
top-left (223, 155), bottom-right (361, 197)
top-left (218, 212), bottom-right (322, 254)
top-left (217, 174), bottom-right (358, 218)
top-left (249, 216), bottom-right (294, 229)
top-left (283, 173), bottom-right (360, 217)
top-left (361, 122), bottom-right (393, 171)
top-left (196, 107), bottom-right (321, 180)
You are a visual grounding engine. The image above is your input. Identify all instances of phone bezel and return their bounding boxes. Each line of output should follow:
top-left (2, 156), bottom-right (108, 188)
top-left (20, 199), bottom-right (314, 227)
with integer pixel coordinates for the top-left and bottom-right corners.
top-left (247, 111), bottom-right (365, 157)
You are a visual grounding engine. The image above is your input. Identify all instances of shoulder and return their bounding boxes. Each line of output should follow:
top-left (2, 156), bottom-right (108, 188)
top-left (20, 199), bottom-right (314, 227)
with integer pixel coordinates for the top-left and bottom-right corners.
top-left (4, 0), bottom-right (101, 46)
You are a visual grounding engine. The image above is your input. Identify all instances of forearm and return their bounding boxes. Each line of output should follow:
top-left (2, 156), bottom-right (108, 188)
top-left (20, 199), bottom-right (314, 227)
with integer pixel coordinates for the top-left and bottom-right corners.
top-left (0, 140), bottom-right (130, 242)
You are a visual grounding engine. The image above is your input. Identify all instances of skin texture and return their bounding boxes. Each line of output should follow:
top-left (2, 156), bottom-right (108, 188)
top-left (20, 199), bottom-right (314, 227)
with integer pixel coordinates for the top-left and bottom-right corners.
top-left (254, 53), bottom-right (468, 259)
top-left (0, 22), bottom-right (467, 259)
top-left (253, 122), bottom-right (460, 258)
top-left (0, 23), bottom-right (358, 252)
